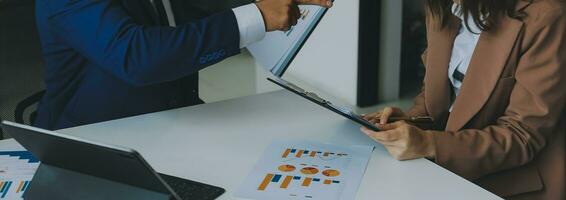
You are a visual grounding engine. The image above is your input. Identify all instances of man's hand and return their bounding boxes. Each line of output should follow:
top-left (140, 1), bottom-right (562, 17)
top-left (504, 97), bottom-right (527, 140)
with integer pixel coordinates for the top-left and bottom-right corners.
top-left (360, 121), bottom-right (436, 161)
top-left (256, 0), bottom-right (333, 32)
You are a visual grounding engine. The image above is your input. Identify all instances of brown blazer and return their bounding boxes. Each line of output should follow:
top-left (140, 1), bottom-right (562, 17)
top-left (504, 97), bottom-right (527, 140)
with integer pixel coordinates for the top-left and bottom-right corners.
top-left (407, 0), bottom-right (566, 199)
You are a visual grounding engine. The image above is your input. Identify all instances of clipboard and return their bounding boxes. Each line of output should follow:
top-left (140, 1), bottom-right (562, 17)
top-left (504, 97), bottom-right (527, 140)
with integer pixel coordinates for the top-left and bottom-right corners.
top-left (267, 77), bottom-right (381, 131)
top-left (248, 2), bottom-right (334, 77)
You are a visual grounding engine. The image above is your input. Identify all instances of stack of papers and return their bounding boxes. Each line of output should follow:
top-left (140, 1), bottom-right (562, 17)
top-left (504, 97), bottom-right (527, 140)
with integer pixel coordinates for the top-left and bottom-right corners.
top-left (0, 139), bottom-right (39, 200)
top-left (235, 140), bottom-right (374, 200)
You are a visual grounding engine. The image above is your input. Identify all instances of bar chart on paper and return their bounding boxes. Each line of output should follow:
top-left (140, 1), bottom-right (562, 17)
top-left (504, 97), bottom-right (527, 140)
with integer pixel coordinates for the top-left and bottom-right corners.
top-left (235, 140), bottom-right (373, 200)
top-left (0, 150), bottom-right (39, 199)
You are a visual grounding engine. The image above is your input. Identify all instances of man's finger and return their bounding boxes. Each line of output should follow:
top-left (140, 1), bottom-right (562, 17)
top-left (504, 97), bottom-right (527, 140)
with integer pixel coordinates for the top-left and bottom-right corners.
top-left (295, 0), bottom-right (333, 7)
top-left (290, 6), bottom-right (300, 26)
top-left (281, 23), bottom-right (291, 31)
top-left (293, 5), bottom-right (301, 21)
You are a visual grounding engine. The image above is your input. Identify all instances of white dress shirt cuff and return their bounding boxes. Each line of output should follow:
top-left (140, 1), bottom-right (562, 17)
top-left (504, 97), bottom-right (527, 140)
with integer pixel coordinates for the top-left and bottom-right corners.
top-left (232, 4), bottom-right (266, 48)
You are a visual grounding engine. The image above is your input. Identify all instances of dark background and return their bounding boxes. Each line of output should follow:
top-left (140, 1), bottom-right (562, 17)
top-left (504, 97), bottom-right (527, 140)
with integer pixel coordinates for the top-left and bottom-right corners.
top-left (0, 0), bottom-right (45, 138)
top-left (400, 0), bottom-right (427, 98)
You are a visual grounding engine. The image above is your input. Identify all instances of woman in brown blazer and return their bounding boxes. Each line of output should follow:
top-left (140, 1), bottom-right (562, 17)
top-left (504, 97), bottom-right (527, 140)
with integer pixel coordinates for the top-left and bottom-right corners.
top-left (361, 0), bottom-right (565, 199)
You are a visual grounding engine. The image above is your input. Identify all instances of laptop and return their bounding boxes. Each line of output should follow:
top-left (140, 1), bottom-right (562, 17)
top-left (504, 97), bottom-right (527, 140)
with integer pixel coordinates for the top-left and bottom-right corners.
top-left (267, 77), bottom-right (382, 131)
top-left (0, 121), bottom-right (225, 200)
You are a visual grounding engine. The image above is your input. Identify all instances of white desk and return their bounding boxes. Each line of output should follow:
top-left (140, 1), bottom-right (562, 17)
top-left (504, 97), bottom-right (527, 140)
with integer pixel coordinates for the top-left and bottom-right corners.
top-left (54, 91), bottom-right (501, 200)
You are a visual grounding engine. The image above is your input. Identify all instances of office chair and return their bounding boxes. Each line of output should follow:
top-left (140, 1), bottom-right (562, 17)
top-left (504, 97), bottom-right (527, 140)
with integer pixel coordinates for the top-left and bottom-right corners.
top-left (0, 0), bottom-right (44, 139)
top-left (15, 90), bottom-right (45, 125)
top-left (0, 91), bottom-right (44, 140)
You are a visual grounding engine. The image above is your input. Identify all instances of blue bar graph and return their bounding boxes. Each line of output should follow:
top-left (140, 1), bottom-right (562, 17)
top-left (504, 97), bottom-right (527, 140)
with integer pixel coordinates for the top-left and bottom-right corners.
top-left (0, 151), bottom-right (39, 163)
top-left (271, 175), bottom-right (282, 182)
top-left (1, 181), bottom-right (13, 198)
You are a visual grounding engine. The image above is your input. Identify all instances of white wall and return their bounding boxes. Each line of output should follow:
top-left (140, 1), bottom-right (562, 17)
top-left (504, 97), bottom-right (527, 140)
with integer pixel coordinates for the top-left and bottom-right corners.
top-left (199, 51), bottom-right (258, 103)
top-left (282, 0), bottom-right (360, 105)
top-left (200, 0), bottom-right (403, 106)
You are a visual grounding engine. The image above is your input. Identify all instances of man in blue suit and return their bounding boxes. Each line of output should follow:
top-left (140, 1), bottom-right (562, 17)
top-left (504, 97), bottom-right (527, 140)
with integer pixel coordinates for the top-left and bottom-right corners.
top-left (34, 0), bottom-right (333, 130)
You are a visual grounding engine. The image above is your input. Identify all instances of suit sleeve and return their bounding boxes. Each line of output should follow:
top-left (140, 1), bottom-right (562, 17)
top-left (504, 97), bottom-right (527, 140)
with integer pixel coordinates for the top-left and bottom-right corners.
top-left (431, 11), bottom-right (566, 180)
top-left (43, 0), bottom-right (241, 86)
top-left (406, 50), bottom-right (429, 117)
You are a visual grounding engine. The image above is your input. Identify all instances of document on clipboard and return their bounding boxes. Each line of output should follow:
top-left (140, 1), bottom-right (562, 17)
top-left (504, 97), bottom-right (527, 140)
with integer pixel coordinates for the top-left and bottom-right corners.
top-left (247, 3), bottom-right (333, 77)
top-left (267, 77), bottom-right (381, 131)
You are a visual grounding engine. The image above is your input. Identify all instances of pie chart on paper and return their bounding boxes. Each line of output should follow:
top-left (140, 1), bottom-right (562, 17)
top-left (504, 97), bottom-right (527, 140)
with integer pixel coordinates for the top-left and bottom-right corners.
top-left (278, 164), bottom-right (296, 172)
top-left (300, 167), bottom-right (319, 175)
top-left (322, 169), bottom-right (340, 177)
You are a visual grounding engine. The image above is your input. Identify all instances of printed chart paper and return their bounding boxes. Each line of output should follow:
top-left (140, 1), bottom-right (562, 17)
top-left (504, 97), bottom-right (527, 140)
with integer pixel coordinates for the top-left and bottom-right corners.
top-left (235, 140), bottom-right (373, 200)
top-left (0, 139), bottom-right (38, 200)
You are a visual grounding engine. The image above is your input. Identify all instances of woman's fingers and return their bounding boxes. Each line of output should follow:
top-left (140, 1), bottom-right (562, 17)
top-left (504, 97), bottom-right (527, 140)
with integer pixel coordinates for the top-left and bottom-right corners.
top-left (362, 112), bottom-right (381, 123)
top-left (361, 122), bottom-right (430, 161)
top-left (379, 107), bottom-right (407, 124)
top-left (362, 112), bottom-right (380, 119)
top-left (378, 121), bottom-right (406, 131)
top-left (380, 107), bottom-right (395, 124)
top-left (360, 127), bottom-right (398, 144)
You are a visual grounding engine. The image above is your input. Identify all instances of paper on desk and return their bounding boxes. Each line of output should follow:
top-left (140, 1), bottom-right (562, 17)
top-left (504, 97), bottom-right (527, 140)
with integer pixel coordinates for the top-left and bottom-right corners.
top-left (234, 139), bottom-right (374, 200)
top-left (0, 139), bottom-right (39, 200)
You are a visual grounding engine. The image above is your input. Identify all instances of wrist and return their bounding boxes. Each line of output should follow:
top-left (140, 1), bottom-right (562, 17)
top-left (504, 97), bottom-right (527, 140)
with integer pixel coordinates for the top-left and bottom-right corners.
top-left (422, 131), bottom-right (436, 160)
top-left (254, 2), bottom-right (271, 32)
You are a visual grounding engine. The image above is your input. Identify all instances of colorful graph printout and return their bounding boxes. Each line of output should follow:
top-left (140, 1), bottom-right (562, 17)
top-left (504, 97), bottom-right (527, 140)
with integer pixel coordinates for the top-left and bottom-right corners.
top-left (0, 140), bottom-right (40, 200)
top-left (235, 140), bottom-right (373, 200)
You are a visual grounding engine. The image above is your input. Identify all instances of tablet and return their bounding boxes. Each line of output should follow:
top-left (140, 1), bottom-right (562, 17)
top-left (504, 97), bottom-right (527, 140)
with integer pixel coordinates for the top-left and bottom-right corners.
top-left (1, 121), bottom-right (225, 200)
top-left (267, 77), bottom-right (381, 131)
top-left (247, 3), bottom-right (333, 76)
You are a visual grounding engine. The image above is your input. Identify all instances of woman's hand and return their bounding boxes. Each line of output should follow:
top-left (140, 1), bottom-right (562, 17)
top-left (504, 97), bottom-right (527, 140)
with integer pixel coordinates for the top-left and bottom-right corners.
top-left (361, 121), bottom-right (436, 161)
top-left (362, 107), bottom-right (407, 125)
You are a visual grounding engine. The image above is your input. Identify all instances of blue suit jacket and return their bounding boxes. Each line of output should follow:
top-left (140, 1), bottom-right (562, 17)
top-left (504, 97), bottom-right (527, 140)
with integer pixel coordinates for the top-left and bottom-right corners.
top-left (34, 0), bottom-right (242, 130)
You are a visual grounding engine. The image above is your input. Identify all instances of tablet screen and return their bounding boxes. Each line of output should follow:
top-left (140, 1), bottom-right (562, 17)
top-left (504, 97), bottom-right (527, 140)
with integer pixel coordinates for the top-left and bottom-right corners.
top-left (247, 5), bottom-right (330, 76)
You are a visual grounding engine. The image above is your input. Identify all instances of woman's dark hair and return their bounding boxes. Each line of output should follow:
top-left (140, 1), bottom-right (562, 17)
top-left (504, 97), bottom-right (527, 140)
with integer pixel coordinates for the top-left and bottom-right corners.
top-left (425, 0), bottom-right (531, 31)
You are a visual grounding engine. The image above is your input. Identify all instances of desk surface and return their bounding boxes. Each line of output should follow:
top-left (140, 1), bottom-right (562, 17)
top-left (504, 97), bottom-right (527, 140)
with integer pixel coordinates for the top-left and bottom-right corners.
top-left (57, 91), bottom-right (501, 200)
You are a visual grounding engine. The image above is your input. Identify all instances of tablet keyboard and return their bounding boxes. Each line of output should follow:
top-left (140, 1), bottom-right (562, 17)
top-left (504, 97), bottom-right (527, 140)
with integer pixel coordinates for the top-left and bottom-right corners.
top-left (158, 173), bottom-right (225, 200)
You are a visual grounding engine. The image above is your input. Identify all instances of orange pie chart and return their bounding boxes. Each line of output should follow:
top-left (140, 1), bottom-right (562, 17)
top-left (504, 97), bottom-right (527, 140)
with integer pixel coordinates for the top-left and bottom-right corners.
top-left (322, 169), bottom-right (340, 177)
top-left (300, 167), bottom-right (319, 175)
top-left (278, 164), bottom-right (296, 172)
